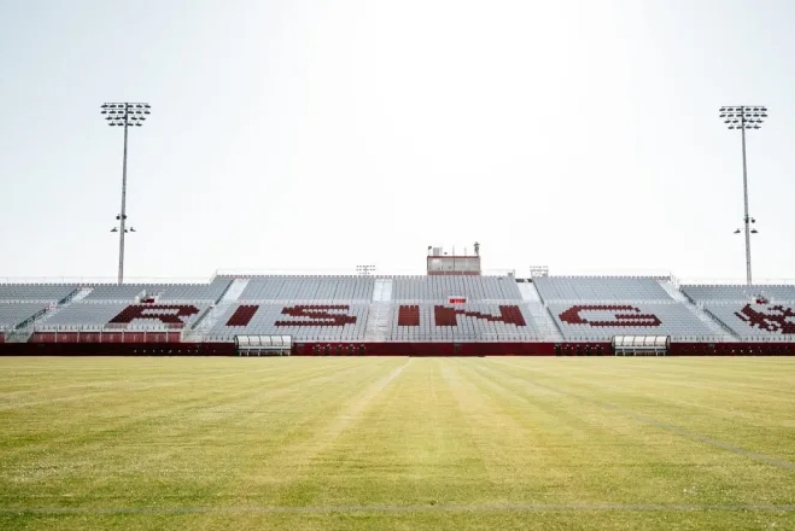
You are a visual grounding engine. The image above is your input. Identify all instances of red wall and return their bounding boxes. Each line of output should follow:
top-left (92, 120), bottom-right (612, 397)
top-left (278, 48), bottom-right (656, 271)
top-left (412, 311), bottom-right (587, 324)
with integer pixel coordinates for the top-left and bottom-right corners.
top-left (30, 331), bottom-right (182, 344)
top-left (0, 338), bottom-right (793, 356)
top-left (295, 342), bottom-right (553, 356)
top-left (669, 342), bottom-right (795, 356)
top-left (0, 342), bottom-right (235, 356)
top-left (293, 342), bottom-right (612, 356)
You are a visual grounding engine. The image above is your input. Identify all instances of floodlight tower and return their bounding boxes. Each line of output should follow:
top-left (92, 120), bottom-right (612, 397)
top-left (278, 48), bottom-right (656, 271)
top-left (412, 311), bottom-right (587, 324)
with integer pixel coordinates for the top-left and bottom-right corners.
top-left (720, 105), bottom-right (767, 286)
top-left (356, 265), bottom-right (376, 276)
top-left (101, 102), bottom-right (151, 284)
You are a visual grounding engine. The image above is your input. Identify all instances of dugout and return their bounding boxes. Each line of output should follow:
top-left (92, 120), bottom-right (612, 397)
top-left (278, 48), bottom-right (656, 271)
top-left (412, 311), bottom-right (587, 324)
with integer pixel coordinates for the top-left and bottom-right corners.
top-left (612, 335), bottom-right (670, 356)
top-left (234, 335), bottom-right (292, 356)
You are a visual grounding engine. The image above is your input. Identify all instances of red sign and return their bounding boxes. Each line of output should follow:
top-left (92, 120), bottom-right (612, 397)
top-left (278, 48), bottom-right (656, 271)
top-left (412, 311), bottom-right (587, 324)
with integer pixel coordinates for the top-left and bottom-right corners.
top-left (559, 305), bottom-right (661, 327)
top-left (736, 304), bottom-right (795, 334)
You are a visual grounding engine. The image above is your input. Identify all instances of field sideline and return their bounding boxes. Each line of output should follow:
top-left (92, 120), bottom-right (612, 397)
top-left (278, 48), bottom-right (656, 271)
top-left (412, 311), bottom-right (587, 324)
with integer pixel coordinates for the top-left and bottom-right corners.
top-left (1, 356), bottom-right (794, 530)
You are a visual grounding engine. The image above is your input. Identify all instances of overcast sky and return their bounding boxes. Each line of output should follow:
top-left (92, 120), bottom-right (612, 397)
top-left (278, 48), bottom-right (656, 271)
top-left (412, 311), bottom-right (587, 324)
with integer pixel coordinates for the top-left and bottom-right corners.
top-left (0, 0), bottom-right (793, 282)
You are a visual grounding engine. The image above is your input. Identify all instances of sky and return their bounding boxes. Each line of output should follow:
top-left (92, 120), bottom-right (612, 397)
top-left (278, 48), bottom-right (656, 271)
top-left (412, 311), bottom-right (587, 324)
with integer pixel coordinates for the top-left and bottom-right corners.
top-left (0, 0), bottom-right (793, 283)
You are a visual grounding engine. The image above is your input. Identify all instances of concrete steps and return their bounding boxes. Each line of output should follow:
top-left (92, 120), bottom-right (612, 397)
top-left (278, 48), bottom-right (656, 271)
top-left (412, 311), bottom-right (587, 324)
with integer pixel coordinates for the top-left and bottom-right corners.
top-left (186, 279), bottom-right (250, 341)
top-left (518, 283), bottom-right (564, 341)
top-left (365, 279), bottom-right (393, 341)
top-left (659, 281), bottom-right (738, 341)
top-left (364, 303), bottom-right (391, 341)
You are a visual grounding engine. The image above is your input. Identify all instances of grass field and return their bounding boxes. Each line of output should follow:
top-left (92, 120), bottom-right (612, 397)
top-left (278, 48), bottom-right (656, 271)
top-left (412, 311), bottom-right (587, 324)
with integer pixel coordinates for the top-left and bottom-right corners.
top-left (1, 356), bottom-right (794, 530)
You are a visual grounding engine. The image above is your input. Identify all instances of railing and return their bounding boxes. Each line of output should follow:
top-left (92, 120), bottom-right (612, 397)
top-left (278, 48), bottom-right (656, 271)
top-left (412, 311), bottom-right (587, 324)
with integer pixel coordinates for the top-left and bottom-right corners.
top-left (215, 269), bottom-right (519, 277)
top-left (629, 335), bottom-right (795, 343)
top-left (34, 323), bottom-right (185, 332)
top-left (0, 299), bottom-right (63, 304)
top-left (0, 277), bottom-right (213, 284)
top-left (544, 335), bottom-right (736, 343)
top-left (541, 299), bottom-right (679, 304)
top-left (532, 269), bottom-right (673, 279)
top-left (4, 274), bottom-right (795, 286)
top-left (678, 278), bottom-right (795, 286)
top-left (28, 330), bottom-right (183, 344)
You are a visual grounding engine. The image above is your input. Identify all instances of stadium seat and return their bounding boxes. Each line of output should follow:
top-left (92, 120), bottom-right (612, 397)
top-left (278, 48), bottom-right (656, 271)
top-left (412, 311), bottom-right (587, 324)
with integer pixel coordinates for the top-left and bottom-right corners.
top-left (237, 276), bottom-right (375, 301)
top-left (389, 303), bottom-right (539, 341)
top-left (704, 303), bottom-right (795, 340)
top-left (681, 284), bottom-right (795, 303)
top-left (0, 303), bottom-right (50, 331)
top-left (0, 284), bottom-right (77, 303)
top-left (208, 303), bottom-right (369, 341)
top-left (391, 275), bottom-right (522, 301)
top-left (548, 302), bottom-right (717, 340)
top-left (534, 276), bottom-right (672, 303)
top-left (36, 302), bottom-right (209, 331)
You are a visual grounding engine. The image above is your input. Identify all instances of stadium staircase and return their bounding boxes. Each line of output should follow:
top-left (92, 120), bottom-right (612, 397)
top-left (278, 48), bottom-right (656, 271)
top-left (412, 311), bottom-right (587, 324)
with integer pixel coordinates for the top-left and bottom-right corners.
top-left (33, 287), bottom-right (92, 323)
top-left (68, 287), bottom-right (94, 303)
top-left (184, 278), bottom-right (249, 341)
top-left (364, 278), bottom-right (392, 341)
top-left (4, 327), bottom-right (35, 343)
top-left (518, 282), bottom-right (564, 341)
top-left (659, 280), bottom-right (739, 341)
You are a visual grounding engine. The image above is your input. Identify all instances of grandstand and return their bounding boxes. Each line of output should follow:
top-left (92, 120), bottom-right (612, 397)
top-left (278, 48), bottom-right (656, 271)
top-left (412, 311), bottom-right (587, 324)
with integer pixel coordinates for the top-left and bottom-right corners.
top-left (0, 284), bottom-right (77, 303)
top-left (681, 284), bottom-right (795, 303)
top-left (0, 247), bottom-right (793, 355)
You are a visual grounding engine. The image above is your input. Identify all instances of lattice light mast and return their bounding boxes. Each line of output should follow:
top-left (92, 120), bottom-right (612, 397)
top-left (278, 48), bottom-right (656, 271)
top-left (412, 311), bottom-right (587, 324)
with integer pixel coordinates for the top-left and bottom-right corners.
top-left (720, 105), bottom-right (767, 286)
top-left (101, 102), bottom-right (151, 284)
top-left (356, 265), bottom-right (376, 276)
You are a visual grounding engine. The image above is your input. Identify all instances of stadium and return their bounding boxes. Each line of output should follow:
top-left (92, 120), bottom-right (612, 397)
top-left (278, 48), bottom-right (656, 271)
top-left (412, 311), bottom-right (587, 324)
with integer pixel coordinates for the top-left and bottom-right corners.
top-left (2, 247), bottom-right (795, 357)
top-left (3, 260), bottom-right (795, 531)
top-left (3, 2), bottom-right (795, 530)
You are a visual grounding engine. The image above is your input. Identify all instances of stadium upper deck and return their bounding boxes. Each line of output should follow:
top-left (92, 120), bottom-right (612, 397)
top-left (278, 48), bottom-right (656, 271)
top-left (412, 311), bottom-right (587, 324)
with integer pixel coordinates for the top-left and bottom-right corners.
top-left (1, 274), bottom-right (794, 349)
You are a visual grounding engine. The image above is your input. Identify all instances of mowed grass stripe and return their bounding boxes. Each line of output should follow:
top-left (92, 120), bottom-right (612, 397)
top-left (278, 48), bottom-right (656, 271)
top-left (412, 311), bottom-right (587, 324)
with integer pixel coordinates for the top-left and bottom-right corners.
top-left (539, 357), bottom-right (795, 405)
top-left (272, 358), bottom-right (495, 507)
top-left (3, 501), bottom-right (795, 515)
top-left (77, 359), bottom-right (403, 508)
top-left (1, 357), bottom-right (794, 531)
top-left (566, 358), bottom-right (795, 403)
top-left (156, 358), bottom-right (411, 507)
top-left (490, 358), bottom-right (795, 466)
top-left (0, 358), bottom-right (396, 507)
top-left (469, 359), bottom-right (795, 506)
top-left (2, 508), bottom-right (793, 531)
top-left (0, 358), bottom-right (367, 455)
top-left (0, 356), bottom-right (373, 408)
top-left (458, 360), bottom-right (735, 505)
top-left (0, 357), bottom-right (294, 411)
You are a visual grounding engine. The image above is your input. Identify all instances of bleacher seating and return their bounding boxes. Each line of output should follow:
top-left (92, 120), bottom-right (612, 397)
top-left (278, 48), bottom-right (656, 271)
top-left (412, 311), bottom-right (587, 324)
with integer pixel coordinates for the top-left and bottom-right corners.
top-left (704, 303), bottom-right (795, 340)
top-left (83, 278), bottom-right (231, 302)
top-left (0, 284), bottom-right (77, 303)
top-left (389, 303), bottom-right (539, 341)
top-left (681, 285), bottom-right (795, 303)
top-left (238, 276), bottom-right (375, 301)
top-left (547, 302), bottom-right (718, 340)
top-left (0, 303), bottom-right (49, 330)
top-left (208, 303), bottom-right (369, 341)
top-left (145, 277), bottom-right (232, 302)
top-left (84, 285), bottom-right (148, 301)
top-left (391, 275), bottom-right (521, 301)
top-left (37, 302), bottom-right (209, 331)
top-left (534, 277), bottom-right (672, 302)
top-left (226, 305), bottom-right (259, 326)
top-left (5, 273), bottom-right (793, 346)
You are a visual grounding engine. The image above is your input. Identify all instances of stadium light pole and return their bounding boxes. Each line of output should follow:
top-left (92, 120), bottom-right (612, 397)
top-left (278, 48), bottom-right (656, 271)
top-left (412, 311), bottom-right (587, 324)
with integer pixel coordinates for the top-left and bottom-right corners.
top-left (356, 265), bottom-right (376, 276)
top-left (101, 102), bottom-right (151, 284)
top-left (720, 105), bottom-right (767, 286)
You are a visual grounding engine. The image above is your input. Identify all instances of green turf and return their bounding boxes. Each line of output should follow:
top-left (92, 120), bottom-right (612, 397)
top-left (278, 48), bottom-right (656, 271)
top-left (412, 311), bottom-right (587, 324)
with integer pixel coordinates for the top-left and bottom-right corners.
top-left (1, 356), bottom-right (794, 530)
